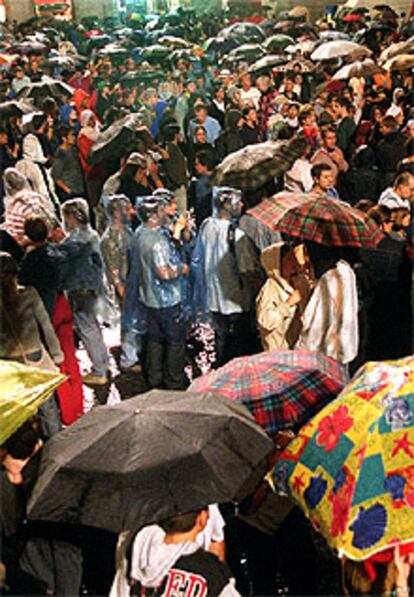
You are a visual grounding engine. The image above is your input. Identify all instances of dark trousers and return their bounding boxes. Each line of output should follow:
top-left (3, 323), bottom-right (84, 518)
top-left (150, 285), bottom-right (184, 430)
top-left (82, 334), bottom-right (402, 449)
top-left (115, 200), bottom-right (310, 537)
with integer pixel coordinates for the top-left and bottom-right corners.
top-left (144, 304), bottom-right (187, 390)
top-left (211, 311), bottom-right (253, 368)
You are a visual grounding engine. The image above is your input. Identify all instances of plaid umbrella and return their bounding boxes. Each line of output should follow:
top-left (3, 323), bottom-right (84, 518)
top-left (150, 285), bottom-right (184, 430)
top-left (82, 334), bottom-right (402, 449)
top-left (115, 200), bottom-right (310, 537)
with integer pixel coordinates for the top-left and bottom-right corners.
top-left (190, 351), bottom-right (349, 439)
top-left (272, 356), bottom-right (414, 560)
top-left (247, 192), bottom-right (384, 248)
top-left (212, 136), bottom-right (307, 191)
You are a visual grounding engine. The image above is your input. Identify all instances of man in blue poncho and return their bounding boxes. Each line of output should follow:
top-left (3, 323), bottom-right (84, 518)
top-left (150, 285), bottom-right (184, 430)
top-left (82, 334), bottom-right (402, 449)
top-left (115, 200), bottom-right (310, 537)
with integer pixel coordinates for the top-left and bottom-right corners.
top-left (191, 187), bottom-right (256, 367)
top-left (132, 197), bottom-right (188, 389)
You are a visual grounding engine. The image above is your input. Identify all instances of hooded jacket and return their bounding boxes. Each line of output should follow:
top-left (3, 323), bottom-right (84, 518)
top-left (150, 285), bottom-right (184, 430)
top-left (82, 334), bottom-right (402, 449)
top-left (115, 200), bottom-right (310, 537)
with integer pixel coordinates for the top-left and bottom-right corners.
top-left (256, 243), bottom-right (297, 351)
top-left (124, 525), bottom-right (238, 597)
top-left (16, 135), bottom-right (60, 211)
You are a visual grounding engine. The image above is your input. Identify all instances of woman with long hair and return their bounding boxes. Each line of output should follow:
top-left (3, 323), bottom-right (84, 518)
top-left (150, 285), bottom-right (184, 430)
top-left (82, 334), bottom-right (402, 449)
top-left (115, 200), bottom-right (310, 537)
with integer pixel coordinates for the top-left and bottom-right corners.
top-left (0, 252), bottom-right (63, 437)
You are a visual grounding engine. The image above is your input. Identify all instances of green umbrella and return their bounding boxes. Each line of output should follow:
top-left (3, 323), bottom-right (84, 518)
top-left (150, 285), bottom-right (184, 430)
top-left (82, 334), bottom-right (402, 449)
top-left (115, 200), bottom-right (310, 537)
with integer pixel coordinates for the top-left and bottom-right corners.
top-left (0, 360), bottom-right (65, 445)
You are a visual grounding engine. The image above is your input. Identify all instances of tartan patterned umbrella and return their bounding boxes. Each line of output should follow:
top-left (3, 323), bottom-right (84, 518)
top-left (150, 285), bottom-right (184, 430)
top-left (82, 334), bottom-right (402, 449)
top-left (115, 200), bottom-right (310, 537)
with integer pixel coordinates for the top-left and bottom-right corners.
top-left (247, 192), bottom-right (384, 248)
top-left (190, 351), bottom-right (349, 439)
top-left (272, 356), bottom-right (414, 560)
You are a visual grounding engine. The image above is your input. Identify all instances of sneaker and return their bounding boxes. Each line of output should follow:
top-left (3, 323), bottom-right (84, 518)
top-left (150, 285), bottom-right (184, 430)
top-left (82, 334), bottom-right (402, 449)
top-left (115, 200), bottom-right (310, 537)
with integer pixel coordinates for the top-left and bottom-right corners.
top-left (121, 363), bottom-right (143, 374)
top-left (82, 373), bottom-right (109, 386)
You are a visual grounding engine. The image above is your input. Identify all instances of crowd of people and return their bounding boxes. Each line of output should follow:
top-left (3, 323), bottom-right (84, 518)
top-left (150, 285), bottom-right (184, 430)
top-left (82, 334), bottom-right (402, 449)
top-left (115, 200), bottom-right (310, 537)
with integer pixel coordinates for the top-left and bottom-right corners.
top-left (1, 3), bottom-right (414, 596)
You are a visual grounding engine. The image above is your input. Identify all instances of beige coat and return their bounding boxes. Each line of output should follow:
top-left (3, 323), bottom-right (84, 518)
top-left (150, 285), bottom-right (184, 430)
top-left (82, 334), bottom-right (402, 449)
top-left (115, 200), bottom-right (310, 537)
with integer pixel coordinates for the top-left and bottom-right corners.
top-left (256, 243), bottom-right (297, 351)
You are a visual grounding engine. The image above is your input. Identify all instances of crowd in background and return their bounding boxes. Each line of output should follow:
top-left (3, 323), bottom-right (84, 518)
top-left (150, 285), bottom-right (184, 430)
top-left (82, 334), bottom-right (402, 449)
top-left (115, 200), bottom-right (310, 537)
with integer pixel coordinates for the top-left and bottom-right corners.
top-left (0, 4), bottom-right (414, 595)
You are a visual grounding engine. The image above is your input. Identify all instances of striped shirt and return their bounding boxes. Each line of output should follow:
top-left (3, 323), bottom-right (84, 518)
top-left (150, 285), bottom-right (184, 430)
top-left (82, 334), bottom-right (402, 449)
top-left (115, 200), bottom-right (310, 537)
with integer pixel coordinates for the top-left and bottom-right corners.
top-left (3, 190), bottom-right (57, 240)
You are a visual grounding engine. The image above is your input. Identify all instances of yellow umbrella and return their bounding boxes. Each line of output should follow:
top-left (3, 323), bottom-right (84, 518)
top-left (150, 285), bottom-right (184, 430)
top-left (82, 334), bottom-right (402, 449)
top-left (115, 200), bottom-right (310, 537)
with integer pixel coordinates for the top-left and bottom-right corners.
top-left (0, 360), bottom-right (66, 445)
top-left (272, 356), bottom-right (414, 560)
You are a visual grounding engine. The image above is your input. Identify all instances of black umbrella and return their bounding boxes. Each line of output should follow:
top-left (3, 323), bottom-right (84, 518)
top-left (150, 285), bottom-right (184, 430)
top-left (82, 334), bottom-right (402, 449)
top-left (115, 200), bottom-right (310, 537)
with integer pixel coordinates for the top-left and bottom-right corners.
top-left (248, 54), bottom-right (288, 75)
top-left (140, 44), bottom-right (171, 63)
top-left (0, 99), bottom-right (36, 117)
top-left (88, 114), bottom-right (153, 165)
top-left (15, 78), bottom-right (74, 104)
top-left (28, 391), bottom-right (272, 533)
top-left (228, 43), bottom-right (266, 62)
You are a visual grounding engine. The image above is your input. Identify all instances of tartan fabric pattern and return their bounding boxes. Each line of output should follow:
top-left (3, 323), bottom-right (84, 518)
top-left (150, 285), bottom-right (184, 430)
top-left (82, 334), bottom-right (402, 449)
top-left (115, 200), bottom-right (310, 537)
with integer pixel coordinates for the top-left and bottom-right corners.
top-left (190, 351), bottom-right (349, 439)
top-left (248, 192), bottom-right (384, 248)
top-left (258, 88), bottom-right (279, 133)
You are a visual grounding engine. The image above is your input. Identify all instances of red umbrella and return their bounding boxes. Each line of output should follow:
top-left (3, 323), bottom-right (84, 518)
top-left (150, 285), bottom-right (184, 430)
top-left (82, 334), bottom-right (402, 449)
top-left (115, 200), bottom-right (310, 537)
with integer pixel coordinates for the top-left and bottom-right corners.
top-left (343, 13), bottom-right (363, 21)
top-left (190, 350), bottom-right (349, 439)
top-left (247, 192), bottom-right (384, 248)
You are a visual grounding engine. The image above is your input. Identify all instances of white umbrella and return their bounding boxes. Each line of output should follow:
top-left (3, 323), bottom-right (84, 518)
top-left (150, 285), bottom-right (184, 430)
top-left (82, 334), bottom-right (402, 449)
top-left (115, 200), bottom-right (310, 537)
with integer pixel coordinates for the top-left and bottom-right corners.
top-left (285, 40), bottom-right (316, 54)
top-left (383, 54), bottom-right (414, 72)
top-left (311, 40), bottom-right (371, 61)
top-left (379, 36), bottom-right (414, 64)
top-left (332, 58), bottom-right (383, 80)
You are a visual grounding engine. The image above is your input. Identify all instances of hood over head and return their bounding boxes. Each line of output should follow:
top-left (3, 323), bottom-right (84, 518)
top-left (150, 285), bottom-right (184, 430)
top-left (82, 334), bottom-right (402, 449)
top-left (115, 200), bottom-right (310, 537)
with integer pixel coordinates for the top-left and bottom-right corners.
top-left (22, 134), bottom-right (47, 164)
top-left (260, 241), bottom-right (286, 277)
top-left (3, 167), bottom-right (30, 197)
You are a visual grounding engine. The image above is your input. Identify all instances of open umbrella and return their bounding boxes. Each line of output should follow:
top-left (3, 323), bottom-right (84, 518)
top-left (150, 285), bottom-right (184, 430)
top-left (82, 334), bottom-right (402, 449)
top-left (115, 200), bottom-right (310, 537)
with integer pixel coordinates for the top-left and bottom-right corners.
top-left (285, 40), bottom-right (316, 54)
top-left (383, 54), bottom-right (414, 72)
top-left (247, 192), bottom-right (384, 248)
top-left (15, 77), bottom-right (74, 103)
top-left (11, 41), bottom-right (48, 54)
top-left (248, 54), bottom-right (288, 74)
top-left (379, 36), bottom-right (414, 64)
top-left (0, 360), bottom-right (65, 446)
top-left (212, 135), bottom-right (307, 191)
top-left (88, 114), bottom-right (153, 165)
top-left (272, 356), bottom-right (414, 560)
top-left (228, 43), bottom-right (265, 62)
top-left (140, 44), bottom-right (171, 62)
top-left (28, 390), bottom-right (273, 533)
top-left (0, 53), bottom-right (19, 66)
top-left (158, 35), bottom-right (191, 48)
top-left (190, 351), bottom-right (349, 440)
top-left (311, 40), bottom-right (371, 61)
top-left (264, 34), bottom-right (295, 52)
top-left (98, 43), bottom-right (129, 59)
top-left (319, 31), bottom-right (351, 41)
top-left (333, 59), bottom-right (383, 80)
top-left (225, 22), bottom-right (265, 42)
top-left (278, 59), bottom-right (315, 73)
top-left (0, 99), bottom-right (36, 118)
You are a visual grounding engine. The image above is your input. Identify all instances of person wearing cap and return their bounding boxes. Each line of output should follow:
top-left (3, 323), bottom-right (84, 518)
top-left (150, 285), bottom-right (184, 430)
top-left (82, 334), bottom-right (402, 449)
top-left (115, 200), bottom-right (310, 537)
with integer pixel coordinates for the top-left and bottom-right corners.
top-left (134, 197), bottom-right (188, 389)
top-left (191, 187), bottom-right (256, 367)
top-left (188, 104), bottom-right (222, 146)
top-left (59, 198), bottom-right (110, 386)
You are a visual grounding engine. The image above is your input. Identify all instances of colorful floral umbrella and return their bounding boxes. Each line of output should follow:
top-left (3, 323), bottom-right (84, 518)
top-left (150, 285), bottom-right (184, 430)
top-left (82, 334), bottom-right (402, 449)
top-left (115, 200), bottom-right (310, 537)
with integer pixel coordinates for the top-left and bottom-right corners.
top-left (0, 360), bottom-right (66, 446)
top-left (190, 351), bottom-right (349, 439)
top-left (272, 356), bottom-right (414, 560)
top-left (247, 192), bottom-right (384, 248)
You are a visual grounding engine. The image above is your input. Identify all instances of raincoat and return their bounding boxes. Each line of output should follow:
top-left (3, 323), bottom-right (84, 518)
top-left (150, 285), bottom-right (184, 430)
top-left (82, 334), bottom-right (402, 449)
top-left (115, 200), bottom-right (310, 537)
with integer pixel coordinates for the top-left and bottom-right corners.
top-left (256, 243), bottom-right (297, 351)
top-left (296, 260), bottom-right (359, 364)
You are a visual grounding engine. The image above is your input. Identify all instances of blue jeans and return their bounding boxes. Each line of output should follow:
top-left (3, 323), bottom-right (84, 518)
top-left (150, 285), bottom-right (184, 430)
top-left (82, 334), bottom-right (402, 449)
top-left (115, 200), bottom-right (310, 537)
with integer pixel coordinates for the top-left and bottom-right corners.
top-left (68, 290), bottom-right (109, 377)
